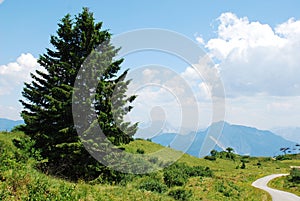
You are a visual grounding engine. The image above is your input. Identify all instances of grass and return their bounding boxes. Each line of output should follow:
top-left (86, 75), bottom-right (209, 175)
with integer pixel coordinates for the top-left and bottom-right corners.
top-left (1, 131), bottom-right (299, 200)
top-left (268, 173), bottom-right (300, 197)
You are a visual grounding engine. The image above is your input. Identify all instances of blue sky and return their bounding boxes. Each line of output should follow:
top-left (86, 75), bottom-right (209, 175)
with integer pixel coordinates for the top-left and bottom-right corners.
top-left (2, 0), bottom-right (300, 63)
top-left (1, 0), bottom-right (300, 131)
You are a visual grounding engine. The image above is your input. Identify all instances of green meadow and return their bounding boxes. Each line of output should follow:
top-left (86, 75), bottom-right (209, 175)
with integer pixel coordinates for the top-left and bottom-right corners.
top-left (1, 131), bottom-right (299, 201)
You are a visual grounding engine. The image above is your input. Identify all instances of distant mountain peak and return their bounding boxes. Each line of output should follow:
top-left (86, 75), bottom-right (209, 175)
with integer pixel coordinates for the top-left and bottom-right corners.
top-left (152, 122), bottom-right (298, 157)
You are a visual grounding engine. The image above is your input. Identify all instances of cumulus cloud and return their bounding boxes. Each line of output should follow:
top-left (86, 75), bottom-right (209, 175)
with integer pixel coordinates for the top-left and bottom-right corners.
top-left (198, 12), bottom-right (300, 97)
top-left (0, 53), bottom-right (40, 95)
top-left (0, 53), bottom-right (41, 119)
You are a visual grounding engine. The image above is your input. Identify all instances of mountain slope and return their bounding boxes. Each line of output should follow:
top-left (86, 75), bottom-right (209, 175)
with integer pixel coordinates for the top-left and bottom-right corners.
top-left (152, 122), bottom-right (296, 157)
top-left (0, 118), bottom-right (24, 131)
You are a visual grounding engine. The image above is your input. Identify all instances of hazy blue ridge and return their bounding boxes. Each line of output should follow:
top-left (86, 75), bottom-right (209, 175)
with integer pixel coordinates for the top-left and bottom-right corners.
top-left (152, 122), bottom-right (297, 157)
top-left (0, 118), bottom-right (24, 131)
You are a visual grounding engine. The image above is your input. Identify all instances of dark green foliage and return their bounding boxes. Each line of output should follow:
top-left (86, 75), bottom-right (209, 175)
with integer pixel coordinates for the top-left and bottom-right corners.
top-left (290, 167), bottom-right (300, 183)
top-left (257, 161), bottom-right (262, 168)
top-left (12, 137), bottom-right (42, 162)
top-left (210, 149), bottom-right (218, 157)
top-left (276, 155), bottom-right (292, 161)
top-left (280, 147), bottom-right (290, 155)
top-left (91, 168), bottom-right (134, 185)
top-left (11, 125), bottom-right (25, 132)
top-left (240, 161), bottom-right (246, 169)
top-left (163, 163), bottom-right (190, 187)
top-left (19, 8), bottom-right (137, 181)
top-left (136, 148), bottom-right (145, 154)
top-left (188, 166), bottom-right (213, 177)
top-left (168, 188), bottom-right (192, 201)
top-left (208, 149), bottom-right (238, 161)
top-left (240, 157), bottom-right (249, 169)
top-left (204, 155), bottom-right (216, 161)
top-left (163, 163), bottom-right (213, 187)
top-left (225, 147), bottom-right (235, 160)
top-left (138, 178), bottom-right (168, 193)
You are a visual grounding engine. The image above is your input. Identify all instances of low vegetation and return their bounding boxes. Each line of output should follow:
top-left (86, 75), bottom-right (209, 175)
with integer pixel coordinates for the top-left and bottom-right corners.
top-left (1, 131), bottom-right (300, 200)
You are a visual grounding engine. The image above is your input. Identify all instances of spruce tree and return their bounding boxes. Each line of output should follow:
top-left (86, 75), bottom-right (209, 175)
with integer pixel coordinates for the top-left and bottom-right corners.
top-left (20, 8), bottom-right (137, 180)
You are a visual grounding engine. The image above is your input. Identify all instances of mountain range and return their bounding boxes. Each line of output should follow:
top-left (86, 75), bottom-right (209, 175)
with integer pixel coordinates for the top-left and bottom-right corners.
top-left (1, 118), bottom-right (298, 157)
top-left (0, 118), bottom-right (24, 131)
top-left (151, 121), bottom-right (298, 157)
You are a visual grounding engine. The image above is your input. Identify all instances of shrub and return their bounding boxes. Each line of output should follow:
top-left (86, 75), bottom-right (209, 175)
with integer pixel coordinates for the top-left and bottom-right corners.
top-left (163, 163), bottom-right (213, 187)
top-left (164, 169), bottom-right (187, 187)
top-left (12, 137), bottom-right (42, 162)
top-left (240, 161), bottom-right (246, 169)
top-left (290, 167), bottom-right (300, 183)
top-left (204, 156), bottom-right (216, 161)
top-left (168, 188), bottom-right (192, 201)
top-left (163, 163), bottom-right (189, 187)
top-left (139, 178), bottom-right (168, 193)
top-left (136, 148), bottom-right (145, 154)
top-left (276, 155), bottom-right (292, 161)
top-left (257, 162), bottom-right (262, 168)
top-left (188, 166), bottom-right (213, 177)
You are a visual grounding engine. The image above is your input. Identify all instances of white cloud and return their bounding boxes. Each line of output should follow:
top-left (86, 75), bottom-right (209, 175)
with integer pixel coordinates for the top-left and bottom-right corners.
top-left (193, 12), bottom-right (300, 129)
top-left (200, 12), bottom-right (300, 97)
top-left (0, 53), bottom-right (41, 120)
top-left (206, 13), bottom-right (286, 60)
top-left (196, 36), bottom-right (205, 45)
top-left (0, 0), bottom-right (4, 4)
top-left (275, 18), bottom-right (300, 41)
top-left (0, 53), bottom-right (40, 95)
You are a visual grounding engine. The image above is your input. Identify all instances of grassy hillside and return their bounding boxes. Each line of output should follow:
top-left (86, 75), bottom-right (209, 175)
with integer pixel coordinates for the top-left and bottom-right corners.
top-left (0, 131), bottom-right (299, 200)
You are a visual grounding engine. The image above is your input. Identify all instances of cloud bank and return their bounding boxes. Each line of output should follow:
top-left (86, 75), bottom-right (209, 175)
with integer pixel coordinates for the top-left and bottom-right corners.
top-left (197, 12), bottom-right (300, 97)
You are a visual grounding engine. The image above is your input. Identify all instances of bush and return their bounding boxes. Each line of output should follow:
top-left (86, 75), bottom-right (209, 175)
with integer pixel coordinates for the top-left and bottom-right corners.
top-left (12, 137), bottom-right (42, 161)
top-left (188, 166), bottom-right (213, 177)
top-left (168, 188), bottom-right (192, 201)
top-left (163, 163), bottom-right (189, 187)
top-left (204, 156), bottom-right (216, 161)
top-left (257, 162), bottom-right (262, 168)
top-left (276, 155), bottom-right (292, 161)
top-left (240, 162), bottom-right (246, 169)
top-left (136, 148), bottom-right (145, 154)
top-left (163, 163), bottom-right (213, 187)
top-left (290, 167), bottom-right (300, 183)
top-left (164, 169), bottom-right (187, 187)
top-left (139, 178), bottom-right (168, 193)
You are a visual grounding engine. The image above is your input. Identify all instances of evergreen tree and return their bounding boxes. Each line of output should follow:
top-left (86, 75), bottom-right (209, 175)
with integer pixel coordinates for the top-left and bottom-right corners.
top-left (20, 8), bottom-right (137, 180)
